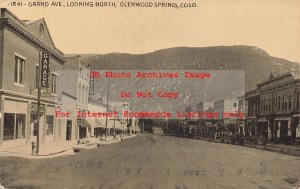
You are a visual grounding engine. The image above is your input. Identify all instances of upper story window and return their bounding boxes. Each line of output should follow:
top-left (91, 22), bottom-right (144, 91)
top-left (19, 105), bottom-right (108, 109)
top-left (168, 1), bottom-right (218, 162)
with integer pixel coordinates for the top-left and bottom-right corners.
top-left (36, 64), bottom-right (39, 89)
top-left (14, 55), bottom-right (25, 85)
top-left (51, 73), bottom-right (58, 94)
top-left (297, 93), bottom-right (300, 109)
top-left (39, 24), bottom-right (44, 37)
top-left (78, 83), bottom-right (81, 103)
top-left (81, 85), bottom-right (84, 104)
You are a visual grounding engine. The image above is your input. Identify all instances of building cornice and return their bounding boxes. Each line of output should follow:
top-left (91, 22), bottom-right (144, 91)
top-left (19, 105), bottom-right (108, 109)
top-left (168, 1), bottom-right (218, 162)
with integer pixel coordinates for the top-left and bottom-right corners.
top-left (0, 89), bottom-right (61, 105)
top-left (0, 17), bottom-right (65, 63)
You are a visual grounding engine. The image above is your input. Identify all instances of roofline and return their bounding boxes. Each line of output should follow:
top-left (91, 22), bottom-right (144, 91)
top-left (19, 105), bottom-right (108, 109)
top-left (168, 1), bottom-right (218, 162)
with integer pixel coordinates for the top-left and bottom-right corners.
top-left (1, 8), bottom-right (27, 26)
top-left (26, 17), bottom-right (65, 55)
top-left (1, 8), bottom-right (65, 61)
top-left (1, 17), bottom-right (65, 62)
top-left (257, 72), bottom-right (293, 86)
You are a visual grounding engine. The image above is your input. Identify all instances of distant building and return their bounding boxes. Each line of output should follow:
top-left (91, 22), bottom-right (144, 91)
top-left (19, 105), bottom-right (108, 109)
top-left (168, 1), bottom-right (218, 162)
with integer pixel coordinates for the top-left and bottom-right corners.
top-left (237, 95), bottom-right (248, 135)
top-left (197, 101), bottom-right (214, 112)
top-left (213, 99), bottom-right (238, 120)
top-left (246, 71), bottom-right (300, 144)
top-left (245, 89), bottom-right (260, 138)
top-left (87, 98), bottom-right (109, 138)
top-left (213, 99), bottom-right (239, 138)
top-left (60, 55), bottom-right (90, 140)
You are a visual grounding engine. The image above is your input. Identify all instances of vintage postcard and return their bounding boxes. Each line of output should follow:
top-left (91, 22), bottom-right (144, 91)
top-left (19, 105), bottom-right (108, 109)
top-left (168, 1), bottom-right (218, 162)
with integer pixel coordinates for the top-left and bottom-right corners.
top-left (0, 0), bottom-right (299, 188)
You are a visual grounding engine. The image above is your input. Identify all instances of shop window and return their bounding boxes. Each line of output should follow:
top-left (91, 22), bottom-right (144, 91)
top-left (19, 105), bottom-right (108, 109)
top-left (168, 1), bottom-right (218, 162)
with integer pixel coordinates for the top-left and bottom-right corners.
top-left (3, 113), bottom-right (15, 140)
top-left (52, 73), bottom-right (58, 94)
top-left (81, 85), bottom-right (84, 104)
top-left (3, 113), bottom-right (26, 140)
top-left (297, 93), bottom-right (300, 109)
top-left (16, 114), bottom-right (26, 139)
top-left (46, 115), bottom-right (54, 135)
top-left (282, 95), bottom-right (285, 110)
top-left (288, 94), bottom-right (292, 109)
top-left (14, 55), bottom-right (25, 85)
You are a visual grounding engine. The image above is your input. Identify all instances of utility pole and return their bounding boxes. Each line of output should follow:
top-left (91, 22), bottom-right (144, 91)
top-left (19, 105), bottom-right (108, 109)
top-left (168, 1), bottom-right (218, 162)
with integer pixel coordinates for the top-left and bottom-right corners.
top-left (113, 105), bottom-right (116, 137)
top-left (36, 51), bottom-right (50, 155)
top-left (36, 51), bottom-right (41, 155)
top-left (105, 78), bottom-right (110, 138)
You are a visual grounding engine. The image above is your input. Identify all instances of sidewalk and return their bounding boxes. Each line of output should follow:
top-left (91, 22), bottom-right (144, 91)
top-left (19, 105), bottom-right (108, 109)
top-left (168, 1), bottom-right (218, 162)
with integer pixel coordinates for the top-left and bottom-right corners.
top-left (244, 142), bottom-right (300, 156)
top-left (189, 136), bottom-right (300, 157)
top-left (0, 134), bottom-right (137, 159)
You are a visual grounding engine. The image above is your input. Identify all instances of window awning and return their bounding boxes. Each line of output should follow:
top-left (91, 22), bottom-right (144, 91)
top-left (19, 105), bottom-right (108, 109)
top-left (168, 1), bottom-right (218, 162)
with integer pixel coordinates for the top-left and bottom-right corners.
top-left (78, 118), bottom-right (91, 128)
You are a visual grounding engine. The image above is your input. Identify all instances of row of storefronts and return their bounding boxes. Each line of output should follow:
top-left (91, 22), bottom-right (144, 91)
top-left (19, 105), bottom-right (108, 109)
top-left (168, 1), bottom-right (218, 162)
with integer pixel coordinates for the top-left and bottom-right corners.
top-left (0, 8), bottom-right (140, 150)
top-left (244, 71), bottom-right (300, 144)
top-left (183, 71), bottom-right (300, 144)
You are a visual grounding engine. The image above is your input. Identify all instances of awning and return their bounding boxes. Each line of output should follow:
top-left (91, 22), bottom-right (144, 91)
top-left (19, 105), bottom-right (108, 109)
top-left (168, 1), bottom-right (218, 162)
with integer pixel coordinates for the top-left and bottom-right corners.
top-left (113, 120), bottom-right (122, 130)
top-left (84, 117), bottom-right (106, 128)
top-left (78, 119), bottom-right (91, 128)
top-left (223, 119), bottom-right (237, 125)
top-left (205, 122), bottom-right (213, 127)
top-left (275, 117), bottom-right (291, 121)
top-left (94, 118), bottom-right (106, 128)
top-left (258, 118), bottom-right (268, 122)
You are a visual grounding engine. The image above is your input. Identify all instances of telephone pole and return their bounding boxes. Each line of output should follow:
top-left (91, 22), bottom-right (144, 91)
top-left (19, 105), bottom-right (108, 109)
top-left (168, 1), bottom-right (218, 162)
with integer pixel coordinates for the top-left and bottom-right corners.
top-left (36, 51), bottom-right (50, 155)
top-left (105, 78), bottom-right (110, 138)
top-left (36, 51), bottom-right (41, 155)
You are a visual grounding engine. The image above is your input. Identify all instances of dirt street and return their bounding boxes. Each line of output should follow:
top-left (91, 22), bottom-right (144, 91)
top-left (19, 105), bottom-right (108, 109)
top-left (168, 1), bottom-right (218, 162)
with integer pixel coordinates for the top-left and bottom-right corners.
top-left (0, 134), bottom-right (300, 189)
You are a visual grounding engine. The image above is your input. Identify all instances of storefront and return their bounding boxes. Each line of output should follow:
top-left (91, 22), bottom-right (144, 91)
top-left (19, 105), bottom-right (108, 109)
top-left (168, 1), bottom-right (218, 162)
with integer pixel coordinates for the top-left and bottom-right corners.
top-left (77, 118), bottom-right (91, 139)
top-left (1, 97), bottom-right (58, 149)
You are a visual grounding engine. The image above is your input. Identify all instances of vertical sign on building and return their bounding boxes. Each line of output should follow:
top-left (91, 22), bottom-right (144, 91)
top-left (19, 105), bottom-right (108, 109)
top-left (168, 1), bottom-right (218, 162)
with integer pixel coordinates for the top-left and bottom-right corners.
top-left (41, 51), bottom-right (50, 88)
top-left (89, 71), bottom-right (99, 95)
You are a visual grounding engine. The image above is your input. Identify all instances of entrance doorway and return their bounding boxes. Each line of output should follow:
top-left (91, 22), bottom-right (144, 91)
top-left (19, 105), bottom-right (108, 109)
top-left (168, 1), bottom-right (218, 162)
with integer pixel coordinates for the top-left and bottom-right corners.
top-left (79, 125), bottom-right (87, 139)
top-left (66, 120), bottom-right (72, 141)
top-left (30, 114), bottom-right (38, 136)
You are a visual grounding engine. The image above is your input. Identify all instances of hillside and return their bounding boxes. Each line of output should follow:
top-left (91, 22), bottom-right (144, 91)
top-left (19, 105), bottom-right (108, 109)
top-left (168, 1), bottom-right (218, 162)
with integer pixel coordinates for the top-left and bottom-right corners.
top-left (83, 45), bottom-right (299, 91)
top-left (81, 46), bottom-right (299, 111)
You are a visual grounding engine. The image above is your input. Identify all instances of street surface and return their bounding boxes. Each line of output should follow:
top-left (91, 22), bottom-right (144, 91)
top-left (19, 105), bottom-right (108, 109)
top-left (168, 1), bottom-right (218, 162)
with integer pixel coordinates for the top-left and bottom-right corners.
top-left (0, 134), bottom-right (300, 189)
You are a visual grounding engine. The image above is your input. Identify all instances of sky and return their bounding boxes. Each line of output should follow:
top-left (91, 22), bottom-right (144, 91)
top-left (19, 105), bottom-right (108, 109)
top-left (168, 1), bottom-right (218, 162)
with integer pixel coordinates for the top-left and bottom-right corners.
top-left (1, 0), bottom-right (300, 63)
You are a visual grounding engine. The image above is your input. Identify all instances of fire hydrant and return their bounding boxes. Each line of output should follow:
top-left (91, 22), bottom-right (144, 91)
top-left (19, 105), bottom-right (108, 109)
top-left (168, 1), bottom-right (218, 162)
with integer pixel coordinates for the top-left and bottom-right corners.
top-left (31, 141), bottom-right (37, 155)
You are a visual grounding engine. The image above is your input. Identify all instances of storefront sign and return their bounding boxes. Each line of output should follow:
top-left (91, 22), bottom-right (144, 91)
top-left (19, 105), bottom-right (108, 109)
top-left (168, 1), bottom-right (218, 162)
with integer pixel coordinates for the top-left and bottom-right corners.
top-left (89, 74), bottom-right (94, 95)
top-left (41, 51), bottom-right (50, 88)
top-left (31, 103), bottom-right (45, 113)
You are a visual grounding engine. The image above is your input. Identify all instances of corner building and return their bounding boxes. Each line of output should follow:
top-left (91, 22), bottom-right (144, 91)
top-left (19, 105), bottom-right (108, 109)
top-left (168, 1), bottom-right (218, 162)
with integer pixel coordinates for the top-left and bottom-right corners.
top-left (0, 9), bottom-right (65, 149)
top-left (246, 71), bottom-right (300, 144)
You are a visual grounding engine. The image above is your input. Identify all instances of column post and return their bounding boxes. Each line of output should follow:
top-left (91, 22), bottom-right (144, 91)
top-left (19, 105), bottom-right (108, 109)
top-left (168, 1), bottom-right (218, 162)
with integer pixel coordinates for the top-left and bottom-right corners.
top-left (26, 102), bottom-right (31, 145)
top-left (0, 97), bottom-right (5, 147)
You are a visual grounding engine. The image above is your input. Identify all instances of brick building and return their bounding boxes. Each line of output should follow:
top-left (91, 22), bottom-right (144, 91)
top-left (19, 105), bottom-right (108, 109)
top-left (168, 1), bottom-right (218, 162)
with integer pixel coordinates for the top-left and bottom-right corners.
top-left (0, 8), bottom-right (65, 149)
top-left (246, 71), bottom-right (300, 144)
top-left (237, 95), bottom-right (247, 135)
top-left (245, 89), bottom-right (260, 138)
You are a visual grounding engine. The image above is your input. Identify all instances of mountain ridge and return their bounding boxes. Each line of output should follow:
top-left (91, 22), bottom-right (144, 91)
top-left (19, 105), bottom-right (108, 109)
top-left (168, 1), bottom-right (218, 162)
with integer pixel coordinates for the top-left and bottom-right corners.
top-left (81, 45), bottom-right (299, 91)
